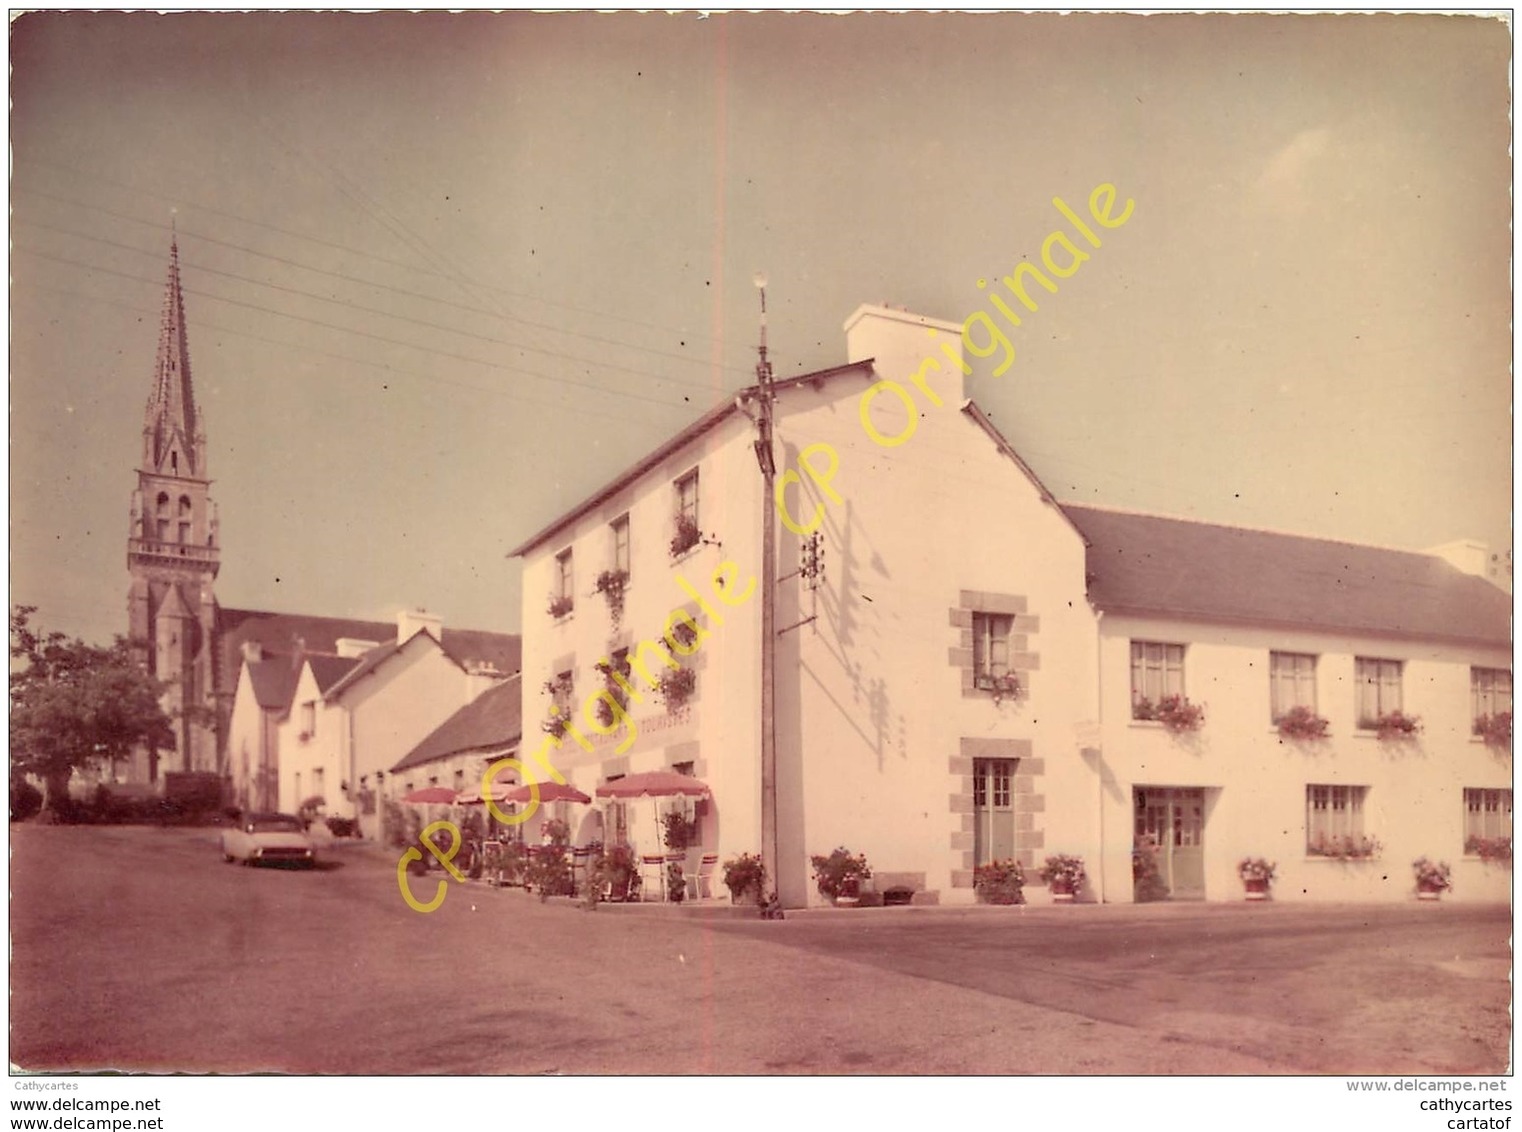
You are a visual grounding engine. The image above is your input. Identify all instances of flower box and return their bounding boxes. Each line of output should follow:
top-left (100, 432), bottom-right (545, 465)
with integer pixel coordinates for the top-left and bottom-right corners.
top-left (1369, 710), bottom-right (1421, 742)
top-left (1134, 695), bottom-right (1205, 733)
top-left (1475, 711), bottom-right (1512, 748)
top-left (547, 594), bottom-right (574, 619)
top-left (669, 514), bottom-right (701, 558)
top-left (1465, 835), bottom-right (1512, 865)
top-left (1307, 833), bottom-right (1382, 860)
top-left (1276, 706), bottom-right (1330, 741)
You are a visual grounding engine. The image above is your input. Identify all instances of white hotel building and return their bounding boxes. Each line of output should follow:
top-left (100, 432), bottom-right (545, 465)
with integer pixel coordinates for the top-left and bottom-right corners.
top-left (510, 304), bottom-right (1511, 907)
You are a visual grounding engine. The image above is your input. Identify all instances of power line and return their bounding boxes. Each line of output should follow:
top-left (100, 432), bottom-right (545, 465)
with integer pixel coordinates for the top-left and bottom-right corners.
top-left (14, 220), bottom-right (748, 392)
top-left (25, 157), bottom-right (743, 348)
top-left (20, 277), bottom-right (728, 429)
top-left (14, 244), bottom-right (743, 414)
top-left (15, 190), bottom-right (754, 375)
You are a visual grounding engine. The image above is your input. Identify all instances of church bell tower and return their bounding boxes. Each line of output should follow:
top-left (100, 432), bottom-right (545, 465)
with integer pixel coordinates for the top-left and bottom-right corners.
top-left (127, 234), bottom-right (221, 780)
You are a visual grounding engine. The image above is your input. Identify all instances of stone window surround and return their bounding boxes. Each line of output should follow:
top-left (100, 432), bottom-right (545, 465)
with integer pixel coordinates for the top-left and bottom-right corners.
top-left (948, 590), bottom-right (1040, 699)
top-left (947, 589), bottom-right (1043, 889)
top-left (949, 738), bottom-right (1045, 888)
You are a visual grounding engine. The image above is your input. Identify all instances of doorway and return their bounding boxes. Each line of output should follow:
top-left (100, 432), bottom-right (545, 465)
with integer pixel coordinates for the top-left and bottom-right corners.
top-left (1133, 786), bottom-right (1206, 899)
top-left (973, 758), bottom-right (1016, 866)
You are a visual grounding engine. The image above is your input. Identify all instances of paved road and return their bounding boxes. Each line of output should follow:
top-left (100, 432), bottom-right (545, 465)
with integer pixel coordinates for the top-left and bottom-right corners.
top-left (9, 824), bottom-right (1511, 1074)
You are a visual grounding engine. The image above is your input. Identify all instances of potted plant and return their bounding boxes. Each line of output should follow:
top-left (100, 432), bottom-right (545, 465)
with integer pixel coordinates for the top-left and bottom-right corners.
top-left (1038, 854), bottom-right (1085, 900)
top-left (1475, 711), bottom-right (1512, 748)
top-left (1276, 705), bottom-right (1330, 741)
top-left (1413, 856), bottom-right (1452, 900)
top-left (670, 513), bottom-right (701, 558)
top-left (666, 859), bottom-right (687, 903)
top-left (973, 858), bottom-right (1026, 905)
top-left (595, 843), bottom-right (640, 901)
top-left (722, 852), bottom-right (767, 905)
top-left (1372, 710), bottom-right (1422, 741)
top-left (1237, 857), bottom-right (1277, 900)
top-left (1155, 695), bottom-right (1205, 732)
top-left (1131, 835), bottom-right (1170, 902)
top-left (810, 846), bottom-right (872, 906)
top-left (593, 569), bottom-right (629, 628)
top-left (547, 593), bottom-right (574, 619)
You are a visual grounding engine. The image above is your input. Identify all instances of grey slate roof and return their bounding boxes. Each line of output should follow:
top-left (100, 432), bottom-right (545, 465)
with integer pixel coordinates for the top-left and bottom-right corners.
top-left (216, 608), bottom-right (520, 705)
top-left (244, 658), bottom-right (300, 711)
top-left (1063, 504), bottom-right (1512, 648)
top-left (391, 675), bottom-right (523, 773)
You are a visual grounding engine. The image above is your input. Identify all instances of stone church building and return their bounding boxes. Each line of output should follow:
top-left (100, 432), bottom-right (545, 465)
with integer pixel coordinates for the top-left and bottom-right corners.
top-left (123, 238), bottom-right (518, 792)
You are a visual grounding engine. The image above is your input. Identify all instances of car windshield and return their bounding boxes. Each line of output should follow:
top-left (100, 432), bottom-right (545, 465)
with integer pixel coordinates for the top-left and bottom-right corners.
top-left (248, 817), bottom-right (303, 834)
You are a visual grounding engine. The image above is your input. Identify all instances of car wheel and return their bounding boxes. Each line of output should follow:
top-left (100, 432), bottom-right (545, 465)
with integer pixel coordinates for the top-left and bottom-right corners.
top-left (223, 852), bottom-right (234, 863)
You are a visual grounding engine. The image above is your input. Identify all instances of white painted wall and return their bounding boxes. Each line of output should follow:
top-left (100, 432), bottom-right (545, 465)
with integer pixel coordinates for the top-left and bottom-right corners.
top-left (1093, 614), bottom-right (1512, 903)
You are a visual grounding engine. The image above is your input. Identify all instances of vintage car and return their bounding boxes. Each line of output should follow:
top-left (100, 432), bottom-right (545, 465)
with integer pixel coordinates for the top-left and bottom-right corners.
top-left (220, 812), bottom-right (317, 867)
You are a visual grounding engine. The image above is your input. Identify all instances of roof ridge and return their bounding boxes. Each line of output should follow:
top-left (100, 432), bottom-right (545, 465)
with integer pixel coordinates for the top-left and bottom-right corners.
top-left (1060, 500), bottom-right (1452, 562)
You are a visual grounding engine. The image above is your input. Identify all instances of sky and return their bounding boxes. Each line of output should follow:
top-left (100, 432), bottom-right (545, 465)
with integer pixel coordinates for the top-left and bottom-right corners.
top-left (9, 11), bottom-right (1512, 648)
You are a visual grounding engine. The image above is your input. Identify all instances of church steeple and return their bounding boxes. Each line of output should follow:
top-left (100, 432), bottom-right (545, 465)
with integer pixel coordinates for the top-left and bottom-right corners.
top-left (128, 233), bottom-right (221, 781)
top-left (141, 233), bottom-right (206, 480)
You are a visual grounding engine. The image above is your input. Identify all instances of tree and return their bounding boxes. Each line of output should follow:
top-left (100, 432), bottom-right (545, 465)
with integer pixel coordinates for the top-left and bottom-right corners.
top-left (9, 605), bottom-right (175, 814)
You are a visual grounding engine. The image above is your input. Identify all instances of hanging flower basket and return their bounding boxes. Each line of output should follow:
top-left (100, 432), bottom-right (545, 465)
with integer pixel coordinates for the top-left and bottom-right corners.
top-left (656, 666), bottom-right (697, 712)
top-left (593, 569), bottom-right (629, 627)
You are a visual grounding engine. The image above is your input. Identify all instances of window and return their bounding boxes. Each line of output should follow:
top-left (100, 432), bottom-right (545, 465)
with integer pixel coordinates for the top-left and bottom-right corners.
top-left (1464, 788), bottom-right (1512, 851)
top-left (1130, 642), bottom-right (1184, 718)
top-left (300, 701), bottom-right (316, 738)
top-left (454, 768), bottom-right (465, 793)
top-left (973, 759), bottom-right (1013, 809)
top-left (611, 514), bottom-right (630, 577)
top-left (155, 492), bottom-right (170, 542)
top-left (1270, 652), bottom-right (1318, 722)
top-left (312, 767), bottom-right (325, 798)
top-left (177, 496), bottom-right (192, 544)
top-left (972, 613), bottom-right (1014, 687)
top-left (552, 671), bottom-right (575, 719)
top-left (609, 648), bottom-right (632, 710)
top-left (1354, 657), bottom-right (1402, 728)
top-left (1471, 668), bottom-right (1512, 732)
top-left (671, 469), bottom-right (701, 556)
top-left (1306, 784), bottom-right (1369, 853)
top-left (673, 761), bottom-right (695, 777)
top-left (676, 469), bottom-right (699, 527)
top-left (554, 548), bottom-right (574, 604)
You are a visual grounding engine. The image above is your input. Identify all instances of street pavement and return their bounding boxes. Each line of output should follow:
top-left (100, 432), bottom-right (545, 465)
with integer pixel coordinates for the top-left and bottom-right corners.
top-left (8, 824), bottom-right (1511, 1074)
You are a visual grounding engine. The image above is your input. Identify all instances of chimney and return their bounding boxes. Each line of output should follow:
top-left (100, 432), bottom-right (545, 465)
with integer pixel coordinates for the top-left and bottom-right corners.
top-left (463, 660), bottom-right (505, 701)
top-left (844, 303), bottom-right (968, 408)
top-left (397, 608), bottom-right (444, 645)
top-left (336, 638), bottom-right (380, 659)
top-left (240, 640), bottom-right (264, 663)
top-left (1426, 539), bottom-right (1490, 579)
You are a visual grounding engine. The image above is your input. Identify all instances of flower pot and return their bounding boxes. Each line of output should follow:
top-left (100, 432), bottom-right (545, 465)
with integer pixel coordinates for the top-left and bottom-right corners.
top-left (728, 884), bottom-right (761, 906)
top-left (1416, 882), bottom-right (1445, 902)
top-left (1243, 877), bottom-right (1270, 901)
top-left (833, 894), bottom-right (861, 907)
top-left (1049, 879), bottom-right (1076, 902)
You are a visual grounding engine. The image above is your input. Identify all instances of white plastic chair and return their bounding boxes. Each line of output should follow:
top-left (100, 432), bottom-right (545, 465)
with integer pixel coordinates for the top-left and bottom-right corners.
top-left (694, 853), bottom-right (719, 900)
top-left (639, 853), bottom-right (667, 902)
